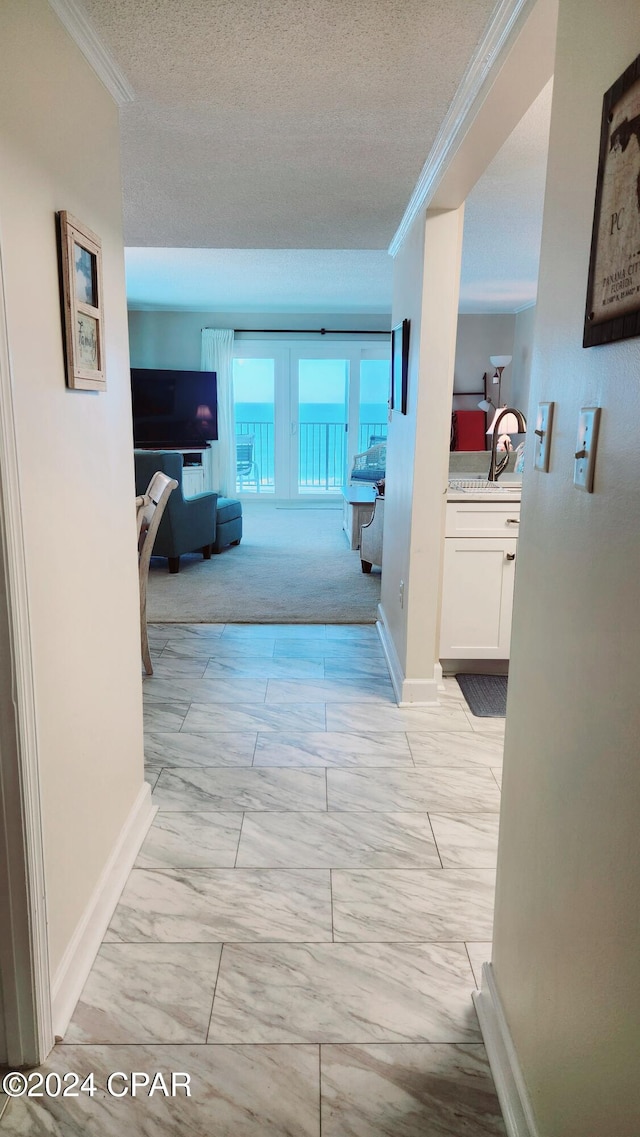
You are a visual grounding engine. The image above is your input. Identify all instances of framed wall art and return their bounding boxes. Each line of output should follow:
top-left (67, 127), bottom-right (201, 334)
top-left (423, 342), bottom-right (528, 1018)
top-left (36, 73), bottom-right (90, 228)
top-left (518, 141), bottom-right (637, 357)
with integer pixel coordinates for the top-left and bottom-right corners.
top-left (57, 211), bottom-right (106, 389)
top-left (391, 317), bottom-right (410, 415)
top-left (584, 52), bottom-right (640, 347)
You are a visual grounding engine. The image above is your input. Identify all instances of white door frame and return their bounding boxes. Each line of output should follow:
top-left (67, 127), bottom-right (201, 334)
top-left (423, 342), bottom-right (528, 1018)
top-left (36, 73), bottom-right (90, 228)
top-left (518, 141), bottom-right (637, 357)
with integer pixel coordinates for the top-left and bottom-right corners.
top-left (0, 237), bottom-right (53, 1066)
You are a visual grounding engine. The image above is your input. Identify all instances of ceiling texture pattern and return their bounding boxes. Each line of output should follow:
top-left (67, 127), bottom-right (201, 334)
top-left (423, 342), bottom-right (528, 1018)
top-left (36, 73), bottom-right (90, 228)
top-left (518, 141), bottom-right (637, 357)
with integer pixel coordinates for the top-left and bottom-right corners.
top-left (81, 0), bottom-right (498, 248)
top-left (124, 248), bottom-right (393, 311)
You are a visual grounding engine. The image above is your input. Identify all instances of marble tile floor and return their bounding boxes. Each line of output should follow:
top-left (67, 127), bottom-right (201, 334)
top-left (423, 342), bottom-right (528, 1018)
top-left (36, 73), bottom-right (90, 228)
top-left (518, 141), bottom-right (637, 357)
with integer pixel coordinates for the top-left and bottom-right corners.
top-left (1, 623), bottom-right (506, 1136)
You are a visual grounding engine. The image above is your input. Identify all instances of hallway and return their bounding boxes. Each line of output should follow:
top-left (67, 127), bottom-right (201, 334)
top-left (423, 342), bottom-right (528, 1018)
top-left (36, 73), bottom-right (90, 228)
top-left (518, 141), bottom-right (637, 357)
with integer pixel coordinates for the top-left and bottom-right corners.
top-left (1, 623), bottom-right (506, 1135)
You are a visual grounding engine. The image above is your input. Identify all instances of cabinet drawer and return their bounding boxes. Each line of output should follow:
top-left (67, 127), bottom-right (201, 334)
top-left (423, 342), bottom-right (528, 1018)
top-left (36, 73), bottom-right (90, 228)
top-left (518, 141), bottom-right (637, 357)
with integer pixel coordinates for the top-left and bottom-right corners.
top-left (446, 501), bottom-right (520, 538)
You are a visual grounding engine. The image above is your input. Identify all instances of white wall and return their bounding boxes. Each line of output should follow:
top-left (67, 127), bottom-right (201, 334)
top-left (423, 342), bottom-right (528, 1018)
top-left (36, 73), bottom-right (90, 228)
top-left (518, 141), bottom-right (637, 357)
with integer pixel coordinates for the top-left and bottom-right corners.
top-left (128, 310), bottom-right (390, 369)
top-left (454, 314), bottom-right (516, 401)
top-left (0, 0), bottom-right (144, 984)
top-left (381, 208), bottom-right (464, 698)
top-left (511, 304), bottom-right (537, 413)
top-left (491, 2), bottom-right (640, 1132)
top-left (379, 216), bottom-right (424, 672)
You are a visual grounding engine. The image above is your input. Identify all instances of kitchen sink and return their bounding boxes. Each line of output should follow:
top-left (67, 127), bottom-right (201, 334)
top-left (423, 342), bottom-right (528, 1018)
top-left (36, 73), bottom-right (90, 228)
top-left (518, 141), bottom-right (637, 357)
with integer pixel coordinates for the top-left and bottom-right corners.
top-left (448, 479), bottom-right (522, 494)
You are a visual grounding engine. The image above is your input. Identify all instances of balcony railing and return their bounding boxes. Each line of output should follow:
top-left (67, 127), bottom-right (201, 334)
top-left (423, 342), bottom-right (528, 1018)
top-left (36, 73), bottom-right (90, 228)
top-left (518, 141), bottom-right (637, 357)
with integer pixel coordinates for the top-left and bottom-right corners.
top-left (235, 419), bottom-right (388, 493)
top-left (298, 422), bottom-right (346, 490)
top-left (358, 422), bottom-right (388, 451)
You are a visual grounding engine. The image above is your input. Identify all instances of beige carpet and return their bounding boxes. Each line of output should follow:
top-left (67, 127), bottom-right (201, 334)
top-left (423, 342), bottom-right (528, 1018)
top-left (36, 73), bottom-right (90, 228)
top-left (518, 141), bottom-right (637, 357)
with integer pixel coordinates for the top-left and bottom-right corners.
top-left (146, 502), bottom-right (381, 623)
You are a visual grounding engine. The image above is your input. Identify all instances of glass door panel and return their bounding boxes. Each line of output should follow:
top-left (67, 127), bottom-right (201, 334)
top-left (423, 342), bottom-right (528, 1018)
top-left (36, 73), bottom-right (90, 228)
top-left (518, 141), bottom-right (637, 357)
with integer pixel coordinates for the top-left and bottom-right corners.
top-left (232, 357), bottom-right (275, 493)
top-left (296, 359), bottom-right (349, 494)
top-left (232, 341), bottom-right (390, 500)
top-left (358, 358), bottom-right (390, 452)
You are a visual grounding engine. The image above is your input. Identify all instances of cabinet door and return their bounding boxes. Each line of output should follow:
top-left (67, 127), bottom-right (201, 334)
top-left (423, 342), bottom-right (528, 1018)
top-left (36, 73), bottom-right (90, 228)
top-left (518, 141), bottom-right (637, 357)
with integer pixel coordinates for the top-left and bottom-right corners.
top-left (439, 538), bottom-right (517, 659)
top-left (182, 466), bottom-right (205, 499)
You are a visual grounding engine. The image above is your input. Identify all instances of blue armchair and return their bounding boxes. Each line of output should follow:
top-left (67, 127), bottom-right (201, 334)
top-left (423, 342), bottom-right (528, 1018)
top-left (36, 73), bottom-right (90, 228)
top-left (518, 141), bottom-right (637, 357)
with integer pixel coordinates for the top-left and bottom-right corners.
top-left (133, 451), bottom-right (218, 573)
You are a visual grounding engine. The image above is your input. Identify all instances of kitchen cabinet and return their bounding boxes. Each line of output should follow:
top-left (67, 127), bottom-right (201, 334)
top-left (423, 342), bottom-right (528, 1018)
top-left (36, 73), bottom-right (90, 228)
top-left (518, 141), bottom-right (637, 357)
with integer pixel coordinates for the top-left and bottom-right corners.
top-left (440, 500), bottom-right (520, 659)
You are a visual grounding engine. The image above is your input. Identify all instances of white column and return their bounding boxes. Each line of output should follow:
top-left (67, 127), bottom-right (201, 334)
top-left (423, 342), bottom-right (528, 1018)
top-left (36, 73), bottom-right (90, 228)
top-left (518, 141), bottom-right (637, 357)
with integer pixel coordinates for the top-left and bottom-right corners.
top-left (379, 206), bottom-right (464, 703)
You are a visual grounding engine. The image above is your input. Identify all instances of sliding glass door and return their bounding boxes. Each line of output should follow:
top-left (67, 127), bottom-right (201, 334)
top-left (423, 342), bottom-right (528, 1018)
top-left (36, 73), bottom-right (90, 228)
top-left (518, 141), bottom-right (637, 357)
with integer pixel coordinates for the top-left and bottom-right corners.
top-left (232, 340), bottom-right (390, 500)
top-left (293, 355), bottom-right (349, 494)
top-left (232, 356), bottom-right (276, 493)
top-left (358, 357), bottom-right (390, 451)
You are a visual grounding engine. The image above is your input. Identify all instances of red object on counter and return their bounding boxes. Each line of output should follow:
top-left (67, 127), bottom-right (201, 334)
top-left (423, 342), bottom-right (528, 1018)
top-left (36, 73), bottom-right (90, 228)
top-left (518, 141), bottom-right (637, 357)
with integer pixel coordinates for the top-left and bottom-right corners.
top-left (452, 410), bottom-right (486, 451)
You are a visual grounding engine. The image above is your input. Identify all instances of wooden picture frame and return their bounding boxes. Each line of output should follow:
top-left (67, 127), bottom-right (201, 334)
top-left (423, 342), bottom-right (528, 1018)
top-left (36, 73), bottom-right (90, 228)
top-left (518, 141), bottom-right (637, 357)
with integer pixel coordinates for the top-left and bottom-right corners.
top-left (584, 53), bottom-right (640, 347)
top-left (391, 318), bottom-right (410, 415)
top-left (57, 211), bottom-right (106, 389)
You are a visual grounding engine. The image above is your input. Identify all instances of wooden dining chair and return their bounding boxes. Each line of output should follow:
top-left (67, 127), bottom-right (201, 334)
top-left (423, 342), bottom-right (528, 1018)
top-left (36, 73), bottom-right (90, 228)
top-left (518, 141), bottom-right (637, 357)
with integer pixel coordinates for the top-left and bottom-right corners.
top-left (136, 471), bottom-right (178, 675)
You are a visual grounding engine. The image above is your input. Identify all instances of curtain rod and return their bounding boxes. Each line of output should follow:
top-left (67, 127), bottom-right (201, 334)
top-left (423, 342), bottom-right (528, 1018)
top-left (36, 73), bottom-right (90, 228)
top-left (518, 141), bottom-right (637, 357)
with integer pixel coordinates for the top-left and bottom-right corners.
top-left (201, 327), bottom-right (390, 335)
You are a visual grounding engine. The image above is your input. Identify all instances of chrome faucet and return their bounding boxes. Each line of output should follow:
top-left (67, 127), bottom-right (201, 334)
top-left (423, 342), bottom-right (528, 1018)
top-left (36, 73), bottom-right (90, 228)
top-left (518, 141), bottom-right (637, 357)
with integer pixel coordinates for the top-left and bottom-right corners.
top-left (488, 407), bottom-right (527, 481)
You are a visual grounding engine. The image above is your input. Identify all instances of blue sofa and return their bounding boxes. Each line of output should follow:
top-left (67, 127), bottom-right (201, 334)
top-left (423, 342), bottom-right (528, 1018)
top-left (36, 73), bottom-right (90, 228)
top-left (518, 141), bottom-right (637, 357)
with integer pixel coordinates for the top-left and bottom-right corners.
top-left (134, 450), bottom-right (218, 573)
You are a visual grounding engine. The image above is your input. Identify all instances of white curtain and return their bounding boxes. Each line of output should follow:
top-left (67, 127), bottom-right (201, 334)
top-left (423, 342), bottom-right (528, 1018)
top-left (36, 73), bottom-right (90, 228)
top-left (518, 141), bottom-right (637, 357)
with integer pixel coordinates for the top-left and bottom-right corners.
top-left (201, 328), bottom-right (235, 496)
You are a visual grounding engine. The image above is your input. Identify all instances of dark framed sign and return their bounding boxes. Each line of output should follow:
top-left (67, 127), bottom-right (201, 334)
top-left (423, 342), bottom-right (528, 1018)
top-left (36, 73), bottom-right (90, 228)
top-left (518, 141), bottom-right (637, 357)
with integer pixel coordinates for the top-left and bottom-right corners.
top-left (584, 53), bottom-right (640, 347)
top-left (391, 318), bottom-right (410, 414)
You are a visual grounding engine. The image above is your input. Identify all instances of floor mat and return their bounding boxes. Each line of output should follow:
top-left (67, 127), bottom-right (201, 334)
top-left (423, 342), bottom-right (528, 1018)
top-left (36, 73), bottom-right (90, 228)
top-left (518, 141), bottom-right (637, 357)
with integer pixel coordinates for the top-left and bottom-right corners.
top-left (456, 674), bottom-right (507, 718)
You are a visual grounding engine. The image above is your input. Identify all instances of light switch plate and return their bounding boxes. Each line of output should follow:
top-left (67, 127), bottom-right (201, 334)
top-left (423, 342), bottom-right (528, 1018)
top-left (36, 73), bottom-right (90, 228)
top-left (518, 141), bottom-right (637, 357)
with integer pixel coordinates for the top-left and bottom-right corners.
top-left (573, 406), bottom-right (601, 492)
top-left (534, 401), bottom-right (554, 471)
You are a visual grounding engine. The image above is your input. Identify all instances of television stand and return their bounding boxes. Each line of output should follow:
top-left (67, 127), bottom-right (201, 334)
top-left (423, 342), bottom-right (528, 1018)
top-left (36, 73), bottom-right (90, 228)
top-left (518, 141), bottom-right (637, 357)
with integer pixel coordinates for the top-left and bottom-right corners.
top-left (135, 445), bottom-right (213, 498)
top-left (176, 448), bottom-right (208, 497)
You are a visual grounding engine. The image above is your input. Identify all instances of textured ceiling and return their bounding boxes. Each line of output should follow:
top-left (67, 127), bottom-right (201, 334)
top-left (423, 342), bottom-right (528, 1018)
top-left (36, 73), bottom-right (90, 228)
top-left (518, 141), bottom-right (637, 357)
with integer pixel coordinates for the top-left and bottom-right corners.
top-left (124, 83), bottom-right (553, 315)
top-left (125, 248), bottom-right (392, 311)
top-left (458, 78), bottom-right (553, 313)
top-left (80, 0), bottom-right (498, 248)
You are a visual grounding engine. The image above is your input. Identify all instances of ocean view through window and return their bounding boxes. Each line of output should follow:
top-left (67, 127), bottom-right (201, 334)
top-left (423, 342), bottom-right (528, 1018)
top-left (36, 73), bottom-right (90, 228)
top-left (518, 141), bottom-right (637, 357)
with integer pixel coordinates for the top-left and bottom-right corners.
top-left (233, 346), bottom-right (389, 497)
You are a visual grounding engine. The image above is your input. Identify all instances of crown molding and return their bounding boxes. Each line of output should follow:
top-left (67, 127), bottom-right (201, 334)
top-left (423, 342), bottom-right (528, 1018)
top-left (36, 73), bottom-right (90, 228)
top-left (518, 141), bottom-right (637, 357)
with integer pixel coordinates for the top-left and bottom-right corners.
top-left (48, 0), bottom-right (134, 106)
top-left (389, 0), bottom-right (537, 257)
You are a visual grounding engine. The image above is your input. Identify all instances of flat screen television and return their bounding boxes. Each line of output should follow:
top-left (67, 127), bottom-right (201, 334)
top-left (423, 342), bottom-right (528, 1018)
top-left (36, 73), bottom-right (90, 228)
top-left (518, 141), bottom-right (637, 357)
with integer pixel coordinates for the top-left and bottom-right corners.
top-left (131, 368), bottom-right (218, 448)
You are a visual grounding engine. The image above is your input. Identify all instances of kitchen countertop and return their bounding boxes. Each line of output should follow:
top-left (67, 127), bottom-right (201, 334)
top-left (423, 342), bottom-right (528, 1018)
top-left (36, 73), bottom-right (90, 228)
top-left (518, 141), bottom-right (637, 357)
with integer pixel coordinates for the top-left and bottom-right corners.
top-left (446, 476), bottom-right (522, 503)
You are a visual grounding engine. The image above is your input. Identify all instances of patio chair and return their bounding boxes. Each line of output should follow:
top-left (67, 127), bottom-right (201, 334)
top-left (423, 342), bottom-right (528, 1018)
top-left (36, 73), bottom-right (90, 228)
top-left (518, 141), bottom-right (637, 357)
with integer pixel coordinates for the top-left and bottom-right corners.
top-left (350, 441), bottom-right (386, 484)
top-left (236, 434), bottom-right (261, 491)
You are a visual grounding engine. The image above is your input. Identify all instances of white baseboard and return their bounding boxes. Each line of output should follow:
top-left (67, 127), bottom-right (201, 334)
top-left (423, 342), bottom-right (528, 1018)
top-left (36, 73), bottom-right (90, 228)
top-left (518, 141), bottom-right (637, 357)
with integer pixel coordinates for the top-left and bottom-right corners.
top-left (51, 782), bottom-right (156, 1038)
top-left (376, 605), bottom-right (440, 705)
top-left (376, 605), bottom-right (404, 701)
top-left (399, 676), bottom-right (440, 705)
top-left (472, 963), bottom-right (540, 1137)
